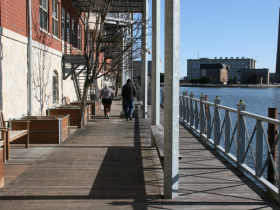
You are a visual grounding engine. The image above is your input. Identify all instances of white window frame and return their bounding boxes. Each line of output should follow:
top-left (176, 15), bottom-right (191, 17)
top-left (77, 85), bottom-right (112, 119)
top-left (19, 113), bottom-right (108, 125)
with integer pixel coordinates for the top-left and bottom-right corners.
top-left (52, 0), bottom-right (59, 37)
top-left (39, 0), bottom-right (48, 31)
top-left (78, 24), bottom-right (82, 50)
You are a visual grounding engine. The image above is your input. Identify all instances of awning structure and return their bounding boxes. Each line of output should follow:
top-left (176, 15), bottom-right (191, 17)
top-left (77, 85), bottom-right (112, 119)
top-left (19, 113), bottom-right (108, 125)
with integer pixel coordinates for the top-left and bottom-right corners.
top-left (91, 0), bottom-right (144, 13)
top-left (70, 0), bottom-right (94, 12)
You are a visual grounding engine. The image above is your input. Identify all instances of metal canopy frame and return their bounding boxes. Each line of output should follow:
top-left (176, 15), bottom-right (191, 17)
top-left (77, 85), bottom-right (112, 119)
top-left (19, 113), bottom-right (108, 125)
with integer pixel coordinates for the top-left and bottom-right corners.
top-left (73, 0), bottom-right (145, 13)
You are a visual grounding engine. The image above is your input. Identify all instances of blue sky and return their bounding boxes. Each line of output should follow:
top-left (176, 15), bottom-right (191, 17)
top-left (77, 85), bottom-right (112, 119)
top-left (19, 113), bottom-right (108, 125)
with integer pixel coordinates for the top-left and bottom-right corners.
top-left (147, 0), bottom-right (280, 77)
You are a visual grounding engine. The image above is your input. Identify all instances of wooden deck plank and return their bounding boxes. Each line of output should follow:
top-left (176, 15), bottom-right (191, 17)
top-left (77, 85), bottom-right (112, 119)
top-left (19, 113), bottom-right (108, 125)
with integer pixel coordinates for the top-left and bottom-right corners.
top-left (0, 100), bottom-right (279, 209)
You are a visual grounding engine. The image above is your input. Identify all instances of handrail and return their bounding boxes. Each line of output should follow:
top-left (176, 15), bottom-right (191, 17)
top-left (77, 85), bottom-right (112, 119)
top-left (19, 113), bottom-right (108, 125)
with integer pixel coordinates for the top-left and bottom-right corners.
top-left (160, 92), bottom-right (280, 201)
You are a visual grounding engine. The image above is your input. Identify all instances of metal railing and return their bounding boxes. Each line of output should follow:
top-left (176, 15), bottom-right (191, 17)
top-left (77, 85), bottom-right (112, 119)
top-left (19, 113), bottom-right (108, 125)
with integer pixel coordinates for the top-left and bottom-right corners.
top-left (160, 89), bottom-right (280, 201)
top-left (63, 30), bottom-right (92, 55)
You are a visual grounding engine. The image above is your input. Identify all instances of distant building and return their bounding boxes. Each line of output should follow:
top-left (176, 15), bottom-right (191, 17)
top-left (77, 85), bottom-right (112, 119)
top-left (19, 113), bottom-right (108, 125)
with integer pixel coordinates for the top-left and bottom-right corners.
top-left (240, 69), bottom-right (269, 84)
top-left (200, 63), bottom-right (228, 84)
top-left (133, 61), bottom-right (141, 79)
top-left (133, 60), bottom-right (159, 78)
top-left (187, 57), bottom-right (257, 81)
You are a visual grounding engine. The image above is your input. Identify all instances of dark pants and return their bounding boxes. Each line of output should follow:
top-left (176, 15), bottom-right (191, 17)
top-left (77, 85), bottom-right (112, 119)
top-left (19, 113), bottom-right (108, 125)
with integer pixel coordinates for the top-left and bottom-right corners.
top-left (125, 100), bottom-right (134, 118)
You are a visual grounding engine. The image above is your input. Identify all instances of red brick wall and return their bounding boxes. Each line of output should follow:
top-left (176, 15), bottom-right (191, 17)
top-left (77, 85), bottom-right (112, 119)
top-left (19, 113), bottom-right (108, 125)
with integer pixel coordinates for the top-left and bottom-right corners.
top-left (0, 0), bottom-right (84, 53)
top-left (0, 0), bottom-right (28, 37)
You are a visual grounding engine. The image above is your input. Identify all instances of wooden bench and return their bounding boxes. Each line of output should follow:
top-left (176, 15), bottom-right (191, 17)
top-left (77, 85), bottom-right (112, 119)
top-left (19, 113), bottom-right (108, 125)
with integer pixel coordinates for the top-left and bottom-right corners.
top-left (0, 140), bottom-right (4, 188)
top-left (0, 110), bottom-right (30, 162)
top-left (150, 125), bottom-right (181, 170)
top-left (62, 96), bottom-right (70, 105)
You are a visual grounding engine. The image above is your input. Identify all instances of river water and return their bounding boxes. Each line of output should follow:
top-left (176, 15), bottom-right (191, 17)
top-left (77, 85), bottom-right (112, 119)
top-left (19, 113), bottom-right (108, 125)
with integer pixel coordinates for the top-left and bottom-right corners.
top-left (180, 87), bottom-right (280, 117)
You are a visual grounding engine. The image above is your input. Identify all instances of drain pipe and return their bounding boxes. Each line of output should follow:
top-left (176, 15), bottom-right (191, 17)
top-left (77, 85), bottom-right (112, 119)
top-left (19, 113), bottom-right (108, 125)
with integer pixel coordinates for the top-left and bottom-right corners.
top-left (28, 0), bottom-right (33, 115)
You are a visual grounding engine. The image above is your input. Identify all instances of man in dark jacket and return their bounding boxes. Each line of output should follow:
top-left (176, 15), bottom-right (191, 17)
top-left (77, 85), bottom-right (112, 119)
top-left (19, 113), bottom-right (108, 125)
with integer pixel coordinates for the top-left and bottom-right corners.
top-left (122, 79), bottom-right (137, 121)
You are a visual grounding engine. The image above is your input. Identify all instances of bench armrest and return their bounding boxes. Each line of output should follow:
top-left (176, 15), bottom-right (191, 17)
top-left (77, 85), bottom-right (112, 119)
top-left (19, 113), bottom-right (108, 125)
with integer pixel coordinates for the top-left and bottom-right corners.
top-left (5, 120), bottom-right (30, 123)
top-left (0, 128), bottom-right (10, 131)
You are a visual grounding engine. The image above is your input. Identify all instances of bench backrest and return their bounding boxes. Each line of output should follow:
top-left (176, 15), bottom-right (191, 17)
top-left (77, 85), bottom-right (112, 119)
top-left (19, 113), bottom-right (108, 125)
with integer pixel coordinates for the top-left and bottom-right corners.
top-left (62, 96), bottom-right (70, 105)
top-left (0, 110), bottom-right (5, 128)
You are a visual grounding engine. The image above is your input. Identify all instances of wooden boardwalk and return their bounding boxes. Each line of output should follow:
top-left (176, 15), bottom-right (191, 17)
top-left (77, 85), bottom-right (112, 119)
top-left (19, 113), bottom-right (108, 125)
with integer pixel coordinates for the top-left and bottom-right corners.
top-left (0, 100), bottom-right (279, 209)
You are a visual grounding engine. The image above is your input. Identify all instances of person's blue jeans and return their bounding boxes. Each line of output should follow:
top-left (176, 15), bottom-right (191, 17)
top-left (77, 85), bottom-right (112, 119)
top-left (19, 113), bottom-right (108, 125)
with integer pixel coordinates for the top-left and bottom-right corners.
top-left (125, 100), bottom-right (134, 118)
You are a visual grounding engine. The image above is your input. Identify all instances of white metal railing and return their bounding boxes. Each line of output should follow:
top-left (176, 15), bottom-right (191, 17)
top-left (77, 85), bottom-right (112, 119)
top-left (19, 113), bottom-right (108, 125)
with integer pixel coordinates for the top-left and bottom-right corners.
top-left (160, 89), bottom-right (280, 201)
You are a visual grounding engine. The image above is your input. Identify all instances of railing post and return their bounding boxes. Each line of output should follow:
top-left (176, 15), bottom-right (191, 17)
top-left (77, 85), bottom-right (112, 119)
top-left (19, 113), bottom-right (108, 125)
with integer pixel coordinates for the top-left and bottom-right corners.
top-left (225, 110), bottom-right (230, 153)
top-left (182, 92), bottom-right (186, 122)
top-left (200, 93), bottom-right (205, 138)
top-left (255, 119), bottom-right (263, 177)
top-left (205, 95), bottom-right (208, 134)
top-left (214, 96), bottom-right (221, 147)
top-left (195, 100), bottom-right (199, 129)
top-left (186, 96), bottom-right (190, 124)
top-left (278, 113), bottom-right (280, 202)
top-left (179, 95), bottom-right (183, 119)
top-left (207, 103), bottom-right (212, 139)
top-left (268, 108), bottom-right (277, 185)
top-left (190, 92), bottom-right (194, 127)
top-left (237, 99), bottom-right (246, 171)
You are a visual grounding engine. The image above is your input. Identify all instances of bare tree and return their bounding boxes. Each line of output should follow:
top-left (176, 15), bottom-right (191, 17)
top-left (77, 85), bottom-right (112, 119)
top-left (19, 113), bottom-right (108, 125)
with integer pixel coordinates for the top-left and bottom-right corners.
top-left (76, 1), bottom-right (146, 128)
top-left (32, 18), bottom-right (53, 116)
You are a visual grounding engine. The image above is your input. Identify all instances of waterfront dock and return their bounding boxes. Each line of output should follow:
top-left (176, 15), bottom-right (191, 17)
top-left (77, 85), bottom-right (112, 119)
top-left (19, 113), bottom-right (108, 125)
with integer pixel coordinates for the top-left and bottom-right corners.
top-left (0, 100), bottom-right (279, 209)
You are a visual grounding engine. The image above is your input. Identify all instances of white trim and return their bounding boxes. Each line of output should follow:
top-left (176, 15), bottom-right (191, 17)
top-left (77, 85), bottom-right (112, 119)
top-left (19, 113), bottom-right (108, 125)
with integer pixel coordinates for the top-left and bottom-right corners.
top-left (0, 26), bottom-right (62, 57)
top-left (0, 26), bottom-right (28, 44)
top-left (32, 40), bottom-right (62, 57)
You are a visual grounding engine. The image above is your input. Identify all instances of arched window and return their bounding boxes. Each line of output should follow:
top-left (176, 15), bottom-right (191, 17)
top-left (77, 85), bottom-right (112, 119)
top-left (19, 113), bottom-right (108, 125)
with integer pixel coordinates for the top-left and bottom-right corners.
top-left (53, 70), bottom-right (59, 104)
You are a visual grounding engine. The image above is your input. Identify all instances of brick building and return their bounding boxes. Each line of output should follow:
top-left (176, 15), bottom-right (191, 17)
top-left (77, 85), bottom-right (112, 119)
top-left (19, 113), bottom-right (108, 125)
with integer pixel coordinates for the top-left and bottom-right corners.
top-left (200, 63), bottom-right (229, 84)
top-left (0, 0), bottom-right (115, 119)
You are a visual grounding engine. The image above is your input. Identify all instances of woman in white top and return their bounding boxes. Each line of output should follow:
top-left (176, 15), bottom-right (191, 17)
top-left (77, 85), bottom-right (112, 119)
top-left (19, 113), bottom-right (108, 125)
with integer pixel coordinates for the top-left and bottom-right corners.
top-left (99, 82), bottom-right (114, 119)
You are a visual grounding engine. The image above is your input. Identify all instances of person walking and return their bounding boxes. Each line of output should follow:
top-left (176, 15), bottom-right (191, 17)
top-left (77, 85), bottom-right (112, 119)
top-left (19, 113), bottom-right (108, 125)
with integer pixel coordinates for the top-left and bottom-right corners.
top-left (122, 79), bottom-right (137, 121)
top-left (99, 82), bottom-right (114, 119)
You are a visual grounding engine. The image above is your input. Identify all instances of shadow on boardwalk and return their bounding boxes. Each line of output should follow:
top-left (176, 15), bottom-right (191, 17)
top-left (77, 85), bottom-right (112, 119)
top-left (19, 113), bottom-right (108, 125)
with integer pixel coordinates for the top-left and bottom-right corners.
top-left (0, 100), bottom-right (279, 209)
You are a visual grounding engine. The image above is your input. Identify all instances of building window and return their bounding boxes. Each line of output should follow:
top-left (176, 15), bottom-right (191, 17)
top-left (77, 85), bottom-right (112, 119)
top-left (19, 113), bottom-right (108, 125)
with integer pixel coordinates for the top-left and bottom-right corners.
top-left (52, 0), bottom-right (59, 37)
top-left (53, 71), bottom-right (59, 104)
top-left (72, 18), bottom-right (77, 48)
top-left (193, 62), bottom-right (196, 68)
top-left (61, 8), bottom-right (65, 41)
top-left (78, 24), bottom-right (81, 50)
top-left (39, 0), bottom-right (48, 31)
top-left (197, 62), bottom-right (200, 68)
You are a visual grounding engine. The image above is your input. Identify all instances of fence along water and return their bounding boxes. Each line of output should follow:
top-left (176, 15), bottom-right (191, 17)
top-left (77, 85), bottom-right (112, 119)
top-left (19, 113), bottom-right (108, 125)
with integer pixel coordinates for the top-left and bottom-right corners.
top-left (159, 89), bottom-right (280, 202)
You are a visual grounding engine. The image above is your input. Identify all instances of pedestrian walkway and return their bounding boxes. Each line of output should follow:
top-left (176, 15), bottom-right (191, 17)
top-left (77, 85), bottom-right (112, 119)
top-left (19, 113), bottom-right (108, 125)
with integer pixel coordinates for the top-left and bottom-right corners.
top-left (0, 99), bottom-right (279, 209)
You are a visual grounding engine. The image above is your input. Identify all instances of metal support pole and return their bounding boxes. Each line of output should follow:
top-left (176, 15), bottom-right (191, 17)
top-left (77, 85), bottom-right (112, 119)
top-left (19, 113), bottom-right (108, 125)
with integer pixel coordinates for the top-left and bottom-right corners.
top-left (267, 108), bottom-right (277, 185)
top-left (164, 0), bottom-right (180, 199)
top-left (151, 0), bottom-right (160, 125)
top-left (28, 0), bottom-right (33, 115)
top-left (200, 94), bottom-right (205, 138)
top-left (122, 28), bottom-right (126, 88)
top-left (214, 96), bottom-right (221, 147)
top-left (142, 0), bottom-right (148, 118)
top-left (237, 99), bottom-right (246, 171)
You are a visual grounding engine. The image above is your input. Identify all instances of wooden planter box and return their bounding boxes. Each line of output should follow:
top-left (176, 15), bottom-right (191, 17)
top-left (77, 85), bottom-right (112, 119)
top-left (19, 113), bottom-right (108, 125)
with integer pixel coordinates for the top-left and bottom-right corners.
top-left (71, 101), bottom-right (100, 116)
top-left (10, 115), bottom-right (70, 144)
top-left (48, 105), bottom-right (90, 127)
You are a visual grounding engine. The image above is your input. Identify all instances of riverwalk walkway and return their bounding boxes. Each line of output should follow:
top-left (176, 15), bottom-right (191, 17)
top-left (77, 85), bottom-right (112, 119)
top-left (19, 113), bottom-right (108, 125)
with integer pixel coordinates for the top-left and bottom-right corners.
top-left (0, 99), bottom-right (279, 209)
